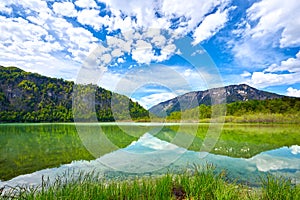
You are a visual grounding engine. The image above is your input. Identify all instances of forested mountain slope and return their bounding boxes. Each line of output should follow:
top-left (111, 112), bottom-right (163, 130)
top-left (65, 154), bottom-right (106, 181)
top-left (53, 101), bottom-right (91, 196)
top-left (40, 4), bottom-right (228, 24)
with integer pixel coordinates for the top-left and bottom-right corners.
top-left (0, 66), bottom-right (149, 122)
top-left (149, 84), bottom-right (284, 117)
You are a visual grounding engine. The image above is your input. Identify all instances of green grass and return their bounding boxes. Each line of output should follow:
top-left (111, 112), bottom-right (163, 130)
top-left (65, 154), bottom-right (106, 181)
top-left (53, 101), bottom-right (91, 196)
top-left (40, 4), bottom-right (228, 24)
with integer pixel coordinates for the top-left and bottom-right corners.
top-left (224, 113), bottom-right (300, 124)
top-left (1, 165), bottom-right (299, 200)
top-left (260, 175), bottom-right (300, 200)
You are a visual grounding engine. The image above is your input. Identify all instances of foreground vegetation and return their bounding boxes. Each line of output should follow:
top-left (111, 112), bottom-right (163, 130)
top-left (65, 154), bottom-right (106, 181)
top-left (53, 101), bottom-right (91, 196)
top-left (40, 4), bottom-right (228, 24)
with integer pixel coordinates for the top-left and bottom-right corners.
top-left (1, 165), bottom-right (299, 200)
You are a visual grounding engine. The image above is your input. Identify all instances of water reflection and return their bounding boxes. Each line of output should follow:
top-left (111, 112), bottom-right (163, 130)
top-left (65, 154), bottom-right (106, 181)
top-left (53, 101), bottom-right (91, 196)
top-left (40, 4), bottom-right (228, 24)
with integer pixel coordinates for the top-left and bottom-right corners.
top-left (1, 132), bottom-right (299, 190)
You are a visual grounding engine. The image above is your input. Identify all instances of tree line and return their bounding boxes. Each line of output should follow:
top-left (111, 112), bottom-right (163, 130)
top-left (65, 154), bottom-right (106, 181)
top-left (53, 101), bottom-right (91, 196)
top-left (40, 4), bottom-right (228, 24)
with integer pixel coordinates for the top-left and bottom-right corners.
top-left (167, 97), bottom-right (300, 122)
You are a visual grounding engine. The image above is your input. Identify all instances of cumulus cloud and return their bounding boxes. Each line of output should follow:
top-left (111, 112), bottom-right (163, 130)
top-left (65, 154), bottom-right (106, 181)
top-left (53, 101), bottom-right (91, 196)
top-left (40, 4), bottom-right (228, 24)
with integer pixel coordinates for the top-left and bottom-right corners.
top-left (131, 40), bottom-right (154, 64)
top-left (246, 51), bottom-right (300, 88)
top-left (287, 87), bottom-right (300, 97)
top-left (0, 0), bottom-right (235, 81)
top-left (248, 72), bottom-right (299, 88)
top-left (77, 9), bottom-right (110, 30)
top-left (0, 1), bottom-right (99, 79)
top-left (53, 2), bottom-right (77, 17)
top-left (129, 37), bottom-right (177, 64)
top-left (264, 51), bottom-right (300, 73)
top-left (75, 0), bottom-right (98, 8)
top-left (105, 0), bottom-right (232, 44)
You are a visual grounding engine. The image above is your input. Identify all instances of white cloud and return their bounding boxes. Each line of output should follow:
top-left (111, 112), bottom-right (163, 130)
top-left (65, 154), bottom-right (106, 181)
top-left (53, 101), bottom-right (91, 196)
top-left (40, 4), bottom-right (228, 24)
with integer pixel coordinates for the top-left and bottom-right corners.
top-left (111, 49), bottom-right (123, 57)
top-left (33, 13), bottom-right (98, 62)
top-left (240, 71), bottom-right (251, 77)
top-left (151, 34), bottom-right (166, 47)
top-left (129, 36), bottom-right (177, 64)
top-left (106, 0), bottom-right (158, 28)
top-left (290, 145), bottom-right (300, 155)
top-left (230, 0), bottom-right (300, 69)
top-left (229, 36), bottom-right (283, 69)
top-left (133, 133), bottom-right (180, 150)
top-left (107, 36), bottom-right (132, 53)
top-left (105, 0), bottom-right (232, 44)
top-left (159, 44), bottom-right (176, 60)
top-left (161, 0), bottom-right (231, 36)
top-left (264, 51), bottom-right (300, 73)
top-left (117, 57), bottom-right (125, 63)
top-left (75, 0), bottom-right (98, 8)
top-left (183, 69), bottom-right (192, 77)
top-left (110, 15), bottom-right (135, 33)
top-left (287, 87), bottom-right (300, 97)
top-left (248, 72), bottom-right (299, 88)
top-left (77, 9), bottom-right (109, 30)
top-left (192, 8), bottom-right (231, 45)
top-left (53, 2), bottom-right (77, 17)
top-left (0, 2), bottom-right (12, 14)
top-left (249, 146), bottom-right (300, 172)
top-left (131, 40), bottom-right (154, 64)
top-left (0, 0), bottom-right (231, 95)
top-left (0, 16), bottom-right (48, 44)
top-left (7, 0), bottom-right (50, 13)
top-left (138, 92), bottom-right (176, 108)
top-left (0, 1), bottom-right (100, 79)
top-left (0, 50), bottom-right (80, 79)
top-left (246, 51), bottom-right (300, 88)
top-left (247, 0), bottom-right (300, 48)
top-left (86, 30), bottom-right (177, 68)
top-left (249, 153), bottom-right (300, 172)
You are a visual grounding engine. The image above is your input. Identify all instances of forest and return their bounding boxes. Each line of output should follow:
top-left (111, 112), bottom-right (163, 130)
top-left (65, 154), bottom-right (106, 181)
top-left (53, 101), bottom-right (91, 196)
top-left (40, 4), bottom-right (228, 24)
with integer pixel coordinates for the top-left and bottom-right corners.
top-left (0, 66), bottom-right (149, 122)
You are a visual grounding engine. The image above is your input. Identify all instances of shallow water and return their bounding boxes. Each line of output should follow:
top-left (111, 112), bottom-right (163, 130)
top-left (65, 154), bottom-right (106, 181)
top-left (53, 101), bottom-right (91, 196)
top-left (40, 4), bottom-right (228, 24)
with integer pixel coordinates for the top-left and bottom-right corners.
top-left (1, 123), bottom-right (300, 189)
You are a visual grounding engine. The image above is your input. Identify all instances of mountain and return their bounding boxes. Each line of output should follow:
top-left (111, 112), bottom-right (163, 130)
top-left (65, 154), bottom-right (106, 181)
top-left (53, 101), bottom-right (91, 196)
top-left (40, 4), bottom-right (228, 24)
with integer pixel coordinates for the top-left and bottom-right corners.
top-left (0, 66), bottom-right (149, 122)
top-left (149, 84), bottom-right (284, 117)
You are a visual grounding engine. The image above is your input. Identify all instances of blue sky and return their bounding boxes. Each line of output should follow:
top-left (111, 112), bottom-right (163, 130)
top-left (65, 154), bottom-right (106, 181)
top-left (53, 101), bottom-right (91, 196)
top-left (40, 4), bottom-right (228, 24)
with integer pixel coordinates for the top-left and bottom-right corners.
top-left (1, 0), bottom-right (300, 108)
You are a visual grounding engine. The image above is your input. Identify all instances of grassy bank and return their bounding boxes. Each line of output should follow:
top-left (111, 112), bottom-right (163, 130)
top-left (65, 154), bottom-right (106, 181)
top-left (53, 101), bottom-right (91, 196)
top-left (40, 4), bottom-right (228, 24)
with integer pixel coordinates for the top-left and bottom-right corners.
top-left (163, 113), bottom-right (300, 124)
top-left (224, 113), bottom-right (300, 124)
top-left (163, 97), bottom-right (300, 124)
top-left (2, 165), bottom-right (299, 200)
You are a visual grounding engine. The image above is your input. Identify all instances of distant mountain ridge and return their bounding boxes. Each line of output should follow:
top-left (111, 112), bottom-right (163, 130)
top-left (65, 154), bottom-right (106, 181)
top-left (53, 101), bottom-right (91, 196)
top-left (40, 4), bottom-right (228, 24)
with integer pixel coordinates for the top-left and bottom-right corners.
top-left (149, 84), bottom-right (284, 117)
top-left (0, 66), bottom-right (149, 122)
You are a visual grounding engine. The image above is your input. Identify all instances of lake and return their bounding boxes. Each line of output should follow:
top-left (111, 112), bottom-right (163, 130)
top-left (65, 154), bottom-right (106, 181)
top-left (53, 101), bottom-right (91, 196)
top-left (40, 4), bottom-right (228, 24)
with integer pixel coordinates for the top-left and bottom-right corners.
top-left (1, 123), bottom-right (300, 188)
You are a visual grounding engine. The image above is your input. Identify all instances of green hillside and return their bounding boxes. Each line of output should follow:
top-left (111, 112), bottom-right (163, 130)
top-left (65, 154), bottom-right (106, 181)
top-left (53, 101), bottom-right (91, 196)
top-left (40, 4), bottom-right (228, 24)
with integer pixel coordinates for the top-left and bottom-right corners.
top-left (0, 66), bottom-right (149, 122)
